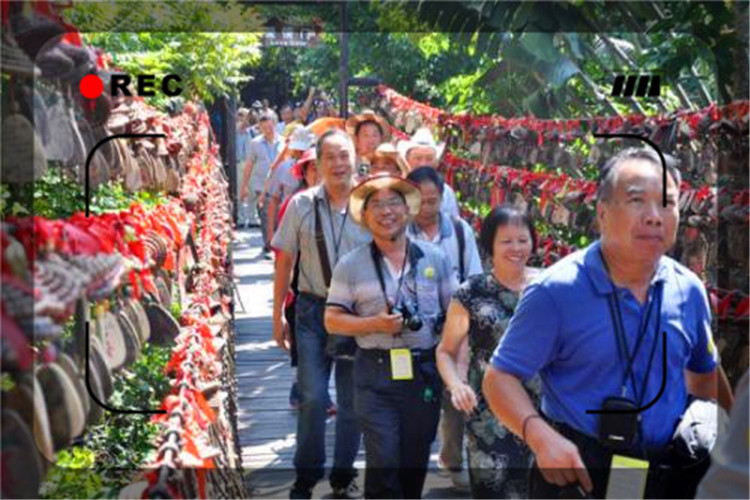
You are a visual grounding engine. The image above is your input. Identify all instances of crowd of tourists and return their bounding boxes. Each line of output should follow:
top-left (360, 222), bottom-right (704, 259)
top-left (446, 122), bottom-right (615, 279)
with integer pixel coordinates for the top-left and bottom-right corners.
top-left (234, 96), bottom-right (745, 500)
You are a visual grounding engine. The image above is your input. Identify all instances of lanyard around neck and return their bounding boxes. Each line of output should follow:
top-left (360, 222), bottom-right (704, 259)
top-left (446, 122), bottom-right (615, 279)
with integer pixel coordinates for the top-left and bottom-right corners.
top-left (324, 193), bottom-right (349, 262)
top-left (608, 285), bottom-right (662, 402)
top-left (600, 249), bottom-right (663, 402)
top-left (370, 240), bottom-right (410, 312)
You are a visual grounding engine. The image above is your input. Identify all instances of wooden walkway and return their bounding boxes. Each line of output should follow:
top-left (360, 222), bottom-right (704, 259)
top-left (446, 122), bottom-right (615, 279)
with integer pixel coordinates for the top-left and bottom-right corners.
top-left (233, 228), bottom-right (463, 499)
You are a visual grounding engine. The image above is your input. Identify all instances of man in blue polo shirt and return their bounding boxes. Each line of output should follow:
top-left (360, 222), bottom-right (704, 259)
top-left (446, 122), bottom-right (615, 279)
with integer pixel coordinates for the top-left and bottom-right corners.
top-left (483, 148), bottom-right (725, 498)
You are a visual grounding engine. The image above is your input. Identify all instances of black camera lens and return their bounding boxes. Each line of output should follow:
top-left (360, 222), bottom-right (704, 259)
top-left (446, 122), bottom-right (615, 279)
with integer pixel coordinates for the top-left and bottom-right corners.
top-left (394, 301), bottom-right (423, 331)
top-left (404, 315), bottom-right (423, 331)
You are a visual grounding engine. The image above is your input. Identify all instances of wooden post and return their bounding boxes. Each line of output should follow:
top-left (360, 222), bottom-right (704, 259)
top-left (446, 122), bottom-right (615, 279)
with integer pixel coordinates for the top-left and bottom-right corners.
top-left (339, 1), bottom-right (349, 118)
top-left (225, 96), bottom-right (238, 225)
top-left (73, 297), bottom-right (89, 367)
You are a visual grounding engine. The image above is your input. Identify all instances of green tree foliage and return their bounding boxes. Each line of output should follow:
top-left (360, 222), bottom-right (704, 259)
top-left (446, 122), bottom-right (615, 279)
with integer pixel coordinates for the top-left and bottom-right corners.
top-left (67, 2), bottom-right (264, 105)
top-left (409, 0), bottom-right (746, 115)
top-left (65, 0), bottom-right (744, 114)
top-left (2, 166), bottom-right (169, 220)
top-left (67, 1), bottom-right (264, 34)
top-left (248, 1), bottom-right (482, 108)
top-left (82, 31), bottom-right (262, 106)
top-left (246, 0), bottom-right (734, 118)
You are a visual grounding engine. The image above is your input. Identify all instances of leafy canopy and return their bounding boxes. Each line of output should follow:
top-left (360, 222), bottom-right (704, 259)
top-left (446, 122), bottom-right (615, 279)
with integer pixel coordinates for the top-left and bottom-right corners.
top-left (68, 2), bottom-right (264, 105)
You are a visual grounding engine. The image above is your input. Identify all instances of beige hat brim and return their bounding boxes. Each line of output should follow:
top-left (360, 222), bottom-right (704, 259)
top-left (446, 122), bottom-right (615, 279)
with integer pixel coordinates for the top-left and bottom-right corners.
top-left (345, 110), bottom-right (391, 141)
top-left (349, 174), bottom-right (421, 225)
top-left (371, 145), bottom-right (410, 176)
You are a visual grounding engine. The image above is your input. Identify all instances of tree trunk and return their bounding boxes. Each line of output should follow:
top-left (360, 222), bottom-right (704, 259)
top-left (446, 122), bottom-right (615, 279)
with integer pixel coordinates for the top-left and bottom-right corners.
top-left (733, 0), bottom-right (749, 100)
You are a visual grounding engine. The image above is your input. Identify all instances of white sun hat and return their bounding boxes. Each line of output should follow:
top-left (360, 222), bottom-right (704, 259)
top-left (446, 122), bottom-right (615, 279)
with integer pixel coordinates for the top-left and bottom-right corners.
top-left (396, 127), bottom-right (446, 162)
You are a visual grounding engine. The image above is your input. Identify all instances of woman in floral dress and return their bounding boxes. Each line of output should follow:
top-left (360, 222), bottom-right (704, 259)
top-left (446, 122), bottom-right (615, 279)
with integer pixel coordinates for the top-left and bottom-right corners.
top-left (437, 204), bottom-right (541, 498)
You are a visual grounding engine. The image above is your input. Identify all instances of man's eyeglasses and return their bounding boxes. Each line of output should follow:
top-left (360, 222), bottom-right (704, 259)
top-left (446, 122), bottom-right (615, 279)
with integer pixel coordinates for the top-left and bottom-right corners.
top-left (367, 198), bottom-right (406, 213)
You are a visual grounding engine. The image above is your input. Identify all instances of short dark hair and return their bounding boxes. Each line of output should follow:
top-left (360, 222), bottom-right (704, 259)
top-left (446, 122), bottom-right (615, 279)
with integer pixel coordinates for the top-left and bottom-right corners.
top-left (406, 166), bottom-right (444, 195)
top-left (299, 160), bottom-right (315, 187)
top-left (479, 204), bottom-right (537, 257)
top-left (355, 120), bottom-right (384, 138)
top-left (597, 147), bottom-right (681, 202)
top-left (281, 103), bottom-right (293, 112)
top-left (315, 128), bottom-right (353, 164)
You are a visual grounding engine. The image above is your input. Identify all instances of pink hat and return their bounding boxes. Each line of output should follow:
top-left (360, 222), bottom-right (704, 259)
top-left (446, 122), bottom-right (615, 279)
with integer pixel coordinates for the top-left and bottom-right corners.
top-left (290, 148), bottom-right (317, 179)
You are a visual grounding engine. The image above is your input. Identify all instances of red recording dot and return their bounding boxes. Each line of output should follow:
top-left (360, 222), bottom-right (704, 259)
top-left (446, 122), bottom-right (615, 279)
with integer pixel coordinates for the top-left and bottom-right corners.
top-left (79, 74), bottom-right (103, 99)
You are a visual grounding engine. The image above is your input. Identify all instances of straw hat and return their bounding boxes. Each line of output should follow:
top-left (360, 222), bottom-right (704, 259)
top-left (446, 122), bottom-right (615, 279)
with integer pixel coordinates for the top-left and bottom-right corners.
top-left (345, 109), bottom-right (391, 140)
top-left (349, 174), bottom-right (421, 225)
top-left (371, 143), bottom-right (410, 176)
top-left (396, 127), bottom-right (445, 161)
top-left (307, 117), bottom-right (346, 137)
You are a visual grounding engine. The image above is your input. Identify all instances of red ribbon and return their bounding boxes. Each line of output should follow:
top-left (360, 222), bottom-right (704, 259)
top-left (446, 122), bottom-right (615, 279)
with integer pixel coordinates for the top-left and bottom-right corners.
top-left (378, 85), bottom-right (748, 142)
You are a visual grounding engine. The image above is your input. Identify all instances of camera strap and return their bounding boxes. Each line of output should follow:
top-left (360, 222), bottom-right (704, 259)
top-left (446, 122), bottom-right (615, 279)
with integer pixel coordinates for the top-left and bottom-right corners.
top-left (313, 197), bottom-right (333, 288)
top-left (324, 193), bottom-right (349, 263)
top-left (607, 281), bottom-right (664, 403)
top-left (370, 238), bottom-right (411, 313)
top-left (452, 217), bottom-right (466, 283)
top-left (370, 240), bottom-right (410, 312)
top-left (636, 285), bottom-right (662, 410)
top-left (313, 194), bottom-right (350, 289)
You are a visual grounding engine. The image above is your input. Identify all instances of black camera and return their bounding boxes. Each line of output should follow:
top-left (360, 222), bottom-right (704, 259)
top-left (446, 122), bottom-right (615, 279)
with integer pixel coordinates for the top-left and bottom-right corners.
top-left (358, 162), bottom-right (370, 177)
top-left (598, 396), bottom-right (640, 450)
top-left (392, 299), bottom-right (423, 331)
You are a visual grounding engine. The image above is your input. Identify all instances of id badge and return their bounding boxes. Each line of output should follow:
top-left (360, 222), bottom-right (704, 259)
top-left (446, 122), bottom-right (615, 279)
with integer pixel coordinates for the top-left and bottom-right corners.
top-left (389, 349), bottom-right (414, 380)
top-left (605, 454), bottom-right (649, 499)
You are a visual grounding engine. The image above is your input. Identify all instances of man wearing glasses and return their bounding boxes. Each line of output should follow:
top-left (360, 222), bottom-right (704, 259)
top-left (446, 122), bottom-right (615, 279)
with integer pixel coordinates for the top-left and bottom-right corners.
top-left (325, 174), bottom-right (457, 498)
